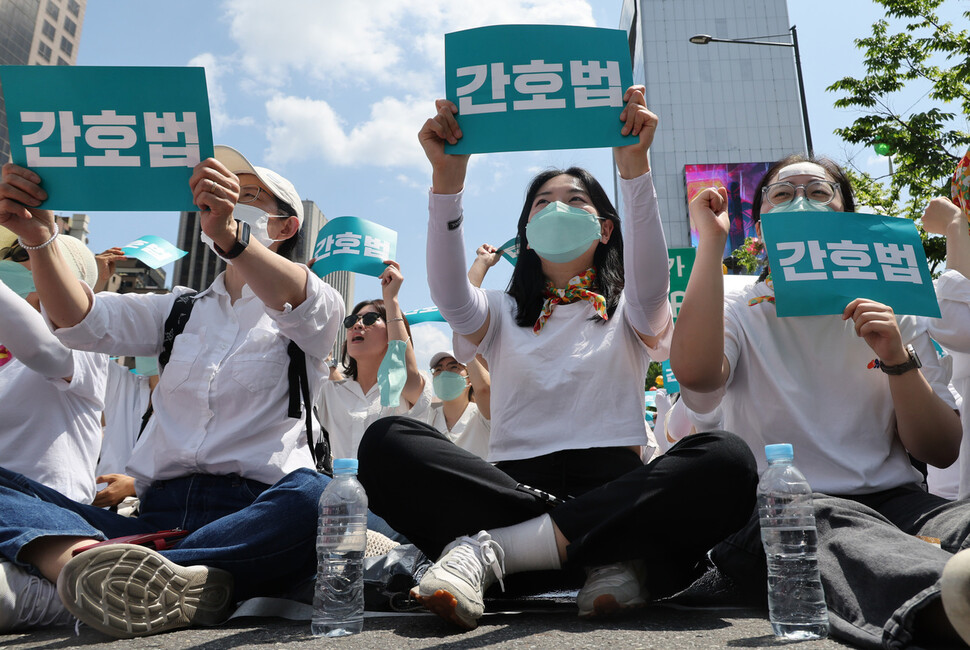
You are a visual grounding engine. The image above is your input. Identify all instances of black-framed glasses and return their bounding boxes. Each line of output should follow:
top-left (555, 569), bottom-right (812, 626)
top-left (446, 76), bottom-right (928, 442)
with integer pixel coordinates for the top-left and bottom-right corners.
top-left (237, 185), bottom-right (264, 204)
top-left (343, 312), bottom-right (382, 328)
top-left (762, 180), bottom-right (841, 207)
top-left (0, 243), bottom-right (28, 263)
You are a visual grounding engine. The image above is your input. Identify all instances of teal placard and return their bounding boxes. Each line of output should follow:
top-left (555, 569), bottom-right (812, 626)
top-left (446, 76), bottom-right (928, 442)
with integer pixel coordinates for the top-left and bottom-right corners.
top-left (121, 235), bottom-right (186, 269)
top-left (444, 25), bottom-right (636, 154)
top-left (404, 307), bottom-right (447, 324)
top-left (761, 211), bottom-right (940, 318)
top-left (667, 247), bottom-right (696, 322)
top-left (310, 216), bottom-right (397, 279)
top-left (661, 360), bottom-right (680, 394)
top-left (498, 236), bottom-right (519, 266)
top-left (0, 66), bottom-right (213, 211)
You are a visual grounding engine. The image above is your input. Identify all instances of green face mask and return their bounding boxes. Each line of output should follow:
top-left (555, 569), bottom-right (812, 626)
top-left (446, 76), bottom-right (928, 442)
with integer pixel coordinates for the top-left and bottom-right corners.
top-left (433, 371), bottom-right (468, 402)
top-left (525, 201), bottom-right (602, 263)
top-left (378, 339), bottom-right (408, 408)
top-left (0, 261), bottom-right (35, 299)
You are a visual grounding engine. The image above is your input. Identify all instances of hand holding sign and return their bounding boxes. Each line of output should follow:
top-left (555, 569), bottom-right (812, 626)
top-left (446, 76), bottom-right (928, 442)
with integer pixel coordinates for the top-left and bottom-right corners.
top-left (419, 99), bottom-right (470, 195)
top-left (614, 85), bottom-right (657, 179)
top-left (0, 163), bottom-right (56, 247)
top-left (842, 298), bottom-right (908, 365)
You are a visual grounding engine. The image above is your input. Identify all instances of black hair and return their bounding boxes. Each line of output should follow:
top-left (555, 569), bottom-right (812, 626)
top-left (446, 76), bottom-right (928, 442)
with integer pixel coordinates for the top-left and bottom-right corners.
top-left (751, 154), bottom-right (856, 282)
top-left (272, 197), bottom-right (302, 261)
top-left (507, 167), bottom-right (624, 328)
top-left (340, 299), bottom-right (413, 381)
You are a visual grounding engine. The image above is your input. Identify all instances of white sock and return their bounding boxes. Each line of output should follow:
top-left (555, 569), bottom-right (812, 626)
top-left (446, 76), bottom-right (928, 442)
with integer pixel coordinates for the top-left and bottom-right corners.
top-left (488, 514), bottom-right (562, 576)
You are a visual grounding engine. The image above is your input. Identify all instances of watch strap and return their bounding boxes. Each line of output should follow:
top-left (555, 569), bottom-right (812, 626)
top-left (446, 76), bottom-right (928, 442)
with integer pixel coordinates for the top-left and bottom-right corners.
top-left (879, 344), bottom-right (921, 375)
top-left (213, 220), bottom-right (250, 260)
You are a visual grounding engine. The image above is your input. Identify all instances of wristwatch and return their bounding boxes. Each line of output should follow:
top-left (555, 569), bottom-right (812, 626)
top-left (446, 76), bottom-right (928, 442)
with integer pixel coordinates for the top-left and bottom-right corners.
top-left (213, 219), bottom-right (250, 260)
top-left (879, 344), bottom-right (922, 375)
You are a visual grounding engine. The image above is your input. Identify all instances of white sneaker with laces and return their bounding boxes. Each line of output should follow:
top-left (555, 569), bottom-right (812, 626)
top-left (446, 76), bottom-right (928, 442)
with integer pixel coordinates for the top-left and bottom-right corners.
top-left (942, 548), bottom-right (970, 644)
top-left (576, 560), bottom-right (648, 618)
top-left (411, 530), bottom-right (505, 629)
top-left (0, 560), bottom-right (74, 632)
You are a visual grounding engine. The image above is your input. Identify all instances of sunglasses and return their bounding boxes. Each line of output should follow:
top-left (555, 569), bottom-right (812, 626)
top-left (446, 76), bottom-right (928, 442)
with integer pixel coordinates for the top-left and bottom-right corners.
top-left (0, 243), bottom-right (28, 263)
top-left (343, 312), bottom-right (382, 328)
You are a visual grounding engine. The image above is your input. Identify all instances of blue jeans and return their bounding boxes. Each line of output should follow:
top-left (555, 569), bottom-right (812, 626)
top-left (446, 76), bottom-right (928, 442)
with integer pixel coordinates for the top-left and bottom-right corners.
top-left (711, 484), bottom-right (970, 649)
top-left (0, 466), bottom-right (330, 600)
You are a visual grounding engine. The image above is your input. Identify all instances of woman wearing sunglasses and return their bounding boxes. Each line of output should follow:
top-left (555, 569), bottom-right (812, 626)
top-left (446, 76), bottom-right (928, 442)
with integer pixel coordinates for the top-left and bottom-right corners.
top-left (316, 260), bottom-right (431, 464)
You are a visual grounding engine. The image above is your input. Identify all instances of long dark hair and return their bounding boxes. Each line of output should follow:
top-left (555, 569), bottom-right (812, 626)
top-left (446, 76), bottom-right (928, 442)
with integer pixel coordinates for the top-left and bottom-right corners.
top-left (752, 155), bottom-right (856, 283)
top-left (340, 299), bottom-right (413, 380)
top-left (507, 167), bottom-right (624, 327)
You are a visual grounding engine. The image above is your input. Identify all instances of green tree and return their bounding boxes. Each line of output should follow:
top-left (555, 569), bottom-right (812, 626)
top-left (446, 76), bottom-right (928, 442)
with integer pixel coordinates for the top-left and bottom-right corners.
top-left (828, 0), bottom-right (970, 271)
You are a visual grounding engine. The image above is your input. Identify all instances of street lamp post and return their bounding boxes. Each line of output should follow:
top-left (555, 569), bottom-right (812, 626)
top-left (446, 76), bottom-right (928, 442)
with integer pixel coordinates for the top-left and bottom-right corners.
top-left (689, 26), bottom-right (813, 157)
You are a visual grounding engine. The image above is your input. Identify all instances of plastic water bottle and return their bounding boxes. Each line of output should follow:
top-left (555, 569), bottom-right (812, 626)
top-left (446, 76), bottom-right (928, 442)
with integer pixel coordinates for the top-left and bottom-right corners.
top-left (312, 458), bottom-right (367, 637)
top-left (757, 443), bottom-right (829, 640)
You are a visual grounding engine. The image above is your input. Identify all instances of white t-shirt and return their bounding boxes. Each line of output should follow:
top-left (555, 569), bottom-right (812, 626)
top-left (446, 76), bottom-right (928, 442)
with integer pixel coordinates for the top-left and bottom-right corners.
top-left (0, 349), bottom-right (107, 503)
top-left (476, 291), bottom-right (667, 463)
top-left (317, 371), bottom-right (433, 460)
top-left (426, 401), bottom-right (490, 459)
top-left (683, 280), bottom-right (955, 495)
top-left (923, 270), bottom-right (970, 499)
top-left (96, 361), bottom-right (152, 478)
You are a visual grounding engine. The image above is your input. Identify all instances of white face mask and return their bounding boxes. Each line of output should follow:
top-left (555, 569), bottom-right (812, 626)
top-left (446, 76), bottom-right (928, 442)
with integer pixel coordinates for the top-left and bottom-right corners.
top-left (199, 204), bottom-right (289, 263)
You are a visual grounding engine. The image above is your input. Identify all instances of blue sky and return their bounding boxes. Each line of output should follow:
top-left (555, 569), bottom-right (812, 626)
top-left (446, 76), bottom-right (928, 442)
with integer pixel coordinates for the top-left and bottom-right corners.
top-left (71, 0), bottom-right (964, 367)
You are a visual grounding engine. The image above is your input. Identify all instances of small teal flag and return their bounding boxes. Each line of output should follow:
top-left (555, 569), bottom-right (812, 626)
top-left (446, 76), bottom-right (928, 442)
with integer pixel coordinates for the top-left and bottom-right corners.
top-left (0, 66), bottom-right (213, 211)
top-left (121, 235), bottom-right (186, 269)
top-left (444, 25), bottom-right (635, 154)
top-left (661, 360), bottom-right (680, 394)
top-left (310, 216), bottom-right (397, 278)
top-left (498, 236), bottom-right (519, 266)
top-left (404, 307), bottom-right (447, 324)
top-left (761, 211), bottom-right (939, 318)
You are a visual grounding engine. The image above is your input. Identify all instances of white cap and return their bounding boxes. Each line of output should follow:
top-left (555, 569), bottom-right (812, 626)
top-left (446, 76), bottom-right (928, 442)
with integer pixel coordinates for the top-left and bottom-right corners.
top-left (54, 234), bottom-right (98, 288)
top-left (214, 145), bottom-right (304, 227)
top-left (430, 350), bottom-right (458, 370)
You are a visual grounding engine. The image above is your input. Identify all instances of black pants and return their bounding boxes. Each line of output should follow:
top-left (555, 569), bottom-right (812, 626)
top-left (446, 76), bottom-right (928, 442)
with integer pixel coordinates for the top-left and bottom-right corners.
top-left (357, 417), bottom-right (758, 598)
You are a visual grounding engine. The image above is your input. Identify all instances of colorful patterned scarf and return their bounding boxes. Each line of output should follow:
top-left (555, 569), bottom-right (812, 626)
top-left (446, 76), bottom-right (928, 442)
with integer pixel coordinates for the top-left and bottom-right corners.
top-left (0, 345), bottom-right (11, 369)
top-left (533, 268), bottom-right (608, 334)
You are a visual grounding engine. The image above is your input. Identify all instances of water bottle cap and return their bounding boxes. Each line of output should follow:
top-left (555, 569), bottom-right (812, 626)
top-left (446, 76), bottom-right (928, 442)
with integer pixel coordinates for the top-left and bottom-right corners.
top-left (332, 458), bottom-right (358, 474)
top-left (764, 443), bottom-right (794, 462)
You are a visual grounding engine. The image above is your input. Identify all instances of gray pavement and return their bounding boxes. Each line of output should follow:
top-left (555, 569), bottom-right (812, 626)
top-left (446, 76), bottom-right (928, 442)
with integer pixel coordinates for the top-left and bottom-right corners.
top-left (1, 606), bottom-right (855, 649)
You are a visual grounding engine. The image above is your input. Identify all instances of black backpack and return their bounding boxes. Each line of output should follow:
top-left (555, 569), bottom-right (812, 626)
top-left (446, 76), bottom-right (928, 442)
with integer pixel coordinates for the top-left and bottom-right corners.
top-left (139, 291), bottom-right (332, 475)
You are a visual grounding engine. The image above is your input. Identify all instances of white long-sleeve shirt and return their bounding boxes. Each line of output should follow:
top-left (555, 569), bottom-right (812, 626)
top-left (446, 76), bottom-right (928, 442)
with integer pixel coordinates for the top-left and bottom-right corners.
top-left (52, 268), bottom-right (344, 496)
top-left (0, 279), bottom-right (107, 503)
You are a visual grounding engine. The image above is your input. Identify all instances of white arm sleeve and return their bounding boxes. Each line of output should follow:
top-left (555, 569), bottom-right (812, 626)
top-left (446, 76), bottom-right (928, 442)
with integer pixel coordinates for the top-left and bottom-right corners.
top-left (426, 190), bottom-right (490, 335)
top-left (0, 280), bottom-right (74, 379)
top-left (620, 172), bottom-right (673, 336)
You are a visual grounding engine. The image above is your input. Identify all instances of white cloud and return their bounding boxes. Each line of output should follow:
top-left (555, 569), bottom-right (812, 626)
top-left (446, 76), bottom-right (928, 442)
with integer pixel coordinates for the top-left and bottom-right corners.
top-left (222, 0), bottom-right (596, 90)
top-left (264, 94), bottom-right (433, 169)
top-left (411, 323), bottom-right (453, 373)
top-left (187, 52), bottom-right (254, 134)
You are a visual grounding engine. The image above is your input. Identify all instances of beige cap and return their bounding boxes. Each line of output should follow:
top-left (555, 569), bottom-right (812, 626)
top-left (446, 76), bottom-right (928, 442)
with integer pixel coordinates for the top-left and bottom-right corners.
top-left (214, 145), bottom-right (304, 227)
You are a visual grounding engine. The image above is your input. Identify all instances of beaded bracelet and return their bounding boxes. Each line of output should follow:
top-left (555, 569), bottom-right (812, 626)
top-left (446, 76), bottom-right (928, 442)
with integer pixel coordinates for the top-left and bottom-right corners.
top-left (18, 223), bottom-right (59, 251)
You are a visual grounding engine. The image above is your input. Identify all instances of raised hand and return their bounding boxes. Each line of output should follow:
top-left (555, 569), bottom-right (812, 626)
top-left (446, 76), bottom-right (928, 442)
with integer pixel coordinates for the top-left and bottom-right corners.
top-left (0, 163), bottom-right (56, 247)
top-left (418, 99), bottom-right (470, 194)
top-left (613, 85), bottom-right (658, 179)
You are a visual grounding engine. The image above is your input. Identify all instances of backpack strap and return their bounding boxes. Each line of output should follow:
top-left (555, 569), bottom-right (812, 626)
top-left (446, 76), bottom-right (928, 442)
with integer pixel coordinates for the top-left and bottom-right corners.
top-left (287, 341), bottom-right (332, 476)
top-left (138, 291), bottom-right (199, 440)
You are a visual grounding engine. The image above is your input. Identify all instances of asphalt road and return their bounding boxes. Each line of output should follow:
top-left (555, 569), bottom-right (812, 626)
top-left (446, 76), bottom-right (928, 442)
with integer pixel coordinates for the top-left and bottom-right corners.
top-left (2, 604), bottom-right (855, 649)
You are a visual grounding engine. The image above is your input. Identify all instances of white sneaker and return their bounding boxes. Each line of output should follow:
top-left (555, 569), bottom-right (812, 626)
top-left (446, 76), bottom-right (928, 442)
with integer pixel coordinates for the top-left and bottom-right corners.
top-left (942, 548), bottom-right (970, 644)
top-left (411, 530), bottom-right (505, 629)
top-left (56, 543), bottom-right (234, 638)
top-left (576, 560), bottom-right (648, 618)
top-left (0, 559), bottom-right (74, 631)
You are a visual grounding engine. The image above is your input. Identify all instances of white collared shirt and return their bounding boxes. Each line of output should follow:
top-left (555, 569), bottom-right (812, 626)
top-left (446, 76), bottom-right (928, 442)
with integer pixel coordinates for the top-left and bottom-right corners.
top-left (52, 268), bottom-right (344, 496)
top-left (317, 372), bottom-right (433, 460)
